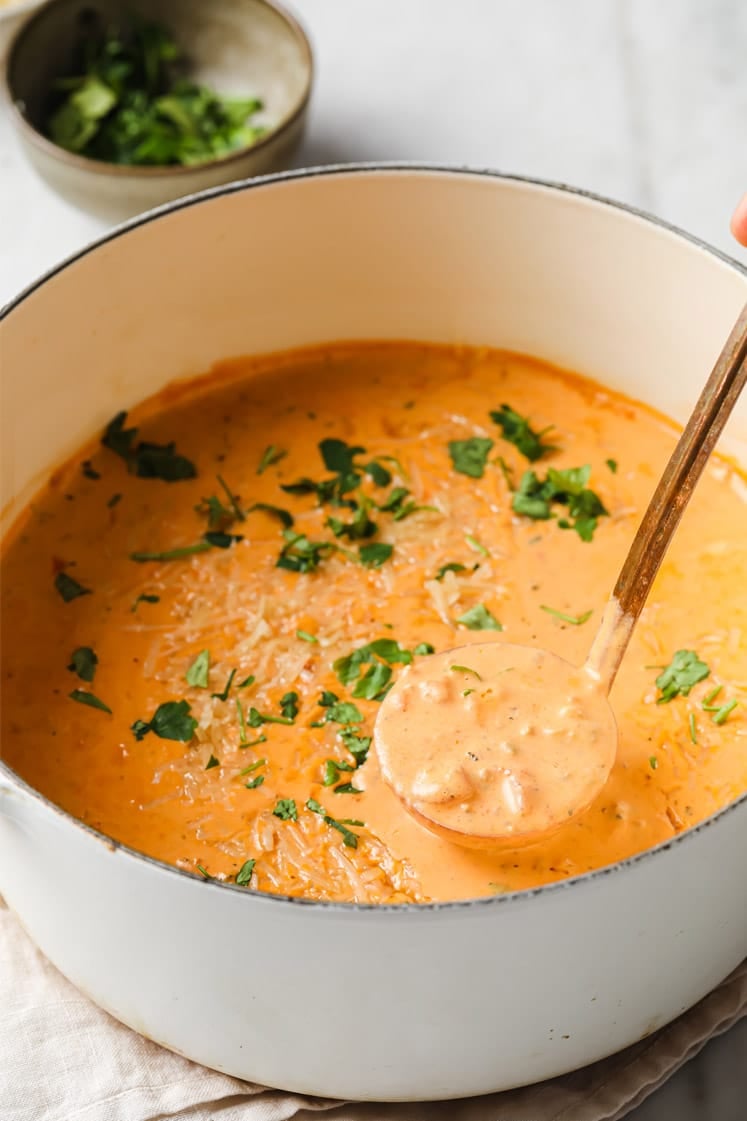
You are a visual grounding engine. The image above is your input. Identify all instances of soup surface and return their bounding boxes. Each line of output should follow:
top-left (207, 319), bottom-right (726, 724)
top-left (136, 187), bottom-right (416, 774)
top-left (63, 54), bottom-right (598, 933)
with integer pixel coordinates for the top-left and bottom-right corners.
top-left (1, 342), bottom-right (745, 903)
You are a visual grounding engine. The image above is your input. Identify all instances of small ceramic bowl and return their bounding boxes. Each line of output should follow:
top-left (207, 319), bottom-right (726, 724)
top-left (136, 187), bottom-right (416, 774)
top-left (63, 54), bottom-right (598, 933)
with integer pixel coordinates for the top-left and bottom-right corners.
top-left (4, 0), bottom-right (313, 220)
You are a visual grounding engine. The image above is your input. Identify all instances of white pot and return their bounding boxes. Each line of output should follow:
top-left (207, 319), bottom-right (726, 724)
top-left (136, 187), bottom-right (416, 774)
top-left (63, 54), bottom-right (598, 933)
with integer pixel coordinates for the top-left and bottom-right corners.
top-left (1, 166), bottom-right (746, 1101)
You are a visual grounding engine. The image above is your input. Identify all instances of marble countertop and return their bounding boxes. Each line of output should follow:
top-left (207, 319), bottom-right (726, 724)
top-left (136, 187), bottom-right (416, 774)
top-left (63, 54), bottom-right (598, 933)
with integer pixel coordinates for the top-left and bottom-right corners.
top-left (1, 1), bottom-right (745, 1117)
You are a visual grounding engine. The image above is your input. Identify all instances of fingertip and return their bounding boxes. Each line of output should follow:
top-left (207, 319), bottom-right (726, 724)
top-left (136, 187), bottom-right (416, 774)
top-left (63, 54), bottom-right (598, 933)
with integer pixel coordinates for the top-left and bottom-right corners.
top-left (730, 193), bottom-right (747, 247)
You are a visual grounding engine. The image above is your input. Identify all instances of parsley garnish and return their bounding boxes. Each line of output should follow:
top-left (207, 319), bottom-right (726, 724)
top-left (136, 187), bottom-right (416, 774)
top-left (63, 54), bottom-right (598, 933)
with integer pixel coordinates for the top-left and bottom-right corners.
top-left (323, 759), bottom-right (355, 785)
top-left (448, 437), bottom-right (494, 478)
top-left (352, 663), bottom-right (392, 700)
top-left (327, 495), bottom-right (378, 541)
top-left (205, 753), bottom-right (220, 770)
top-left (240, 757), bottom-right (267, 776)
top-left (339, 728), bottom-right (372, 766)
top-left (272, 798), bottom-right (298, 822)
top-left (334, 639), bottom-right (413, 688)
top-left (305, 799), bottom-right (362, 847)
top-left (334, 782), bottom-right (362, 795)
top-left (296, 629), bottom-right (318, 643)
top-left (359, 543), bottom-right (393, 567)
top-left (131, 592), bottom-right (160, 612)
top-left (276, 530), bottom-right (336, 574)
top-left (235, 859), bottom-right (256, 886)
top-left (465, 535), bottom-right (489, 556)
top-left (185, 649), bottom-right (210, 688)
top-left (67, 646), bottom-right (98, 682)
top-left (540, 605), bottom-right (593, 626)
top-left (55, 571), bottom-right (91, 601)
top-left (655, 650), bottom-right (710, 703)
top-left (131, 699), bottom-right (197, 742)
top-left (102, 411), bottom-right (196, 480)
top-left (69, 689), bottom-right (112, 714)
top-left (196, 865), bottom-right (210, 879)
top-left (257, 445), bottom-right (287, 474)
top-left (490, 404), bottom-right (557, 462)
top-left (203, 531), bottom-right (243, 549)
top-left (689, 713), bottom-right (698, 744)
top-left (712, 700), bottom-right (738, 725)
top-left (379, 486), bottom-right (436, 521)
top-left (280, 692), bottom-right (299, 720)
top-left (606, 459), bottom-right (618, 473)
top-left (649, 756), bottom-right (659, 770)
top-left (457, 604), bottom-right (502, 631)
top-left (322, 701), bottom-right (364, 725)
top-left (211, 669), bottom-right (236, 701)
top-left (247, 502), bottom-right (294, 529)
top-left (512, 465), bottom-right (608, 541)
top-left (450, 664), bottom-right (482, 679)
top-left (238, 733), bottom-right (267, 750)
top-left (82, 460), bottom-right (101, 480)
top-left (436, 562), bottom-right (467, 581)
top-left (364, 460), bottom-right (392, 487)
top-left (413, 642), bottom-right (435, 655)
top-left (247, 706), bottom-right (294, 727)
top-left (245, 774), bottom-right (264, 788)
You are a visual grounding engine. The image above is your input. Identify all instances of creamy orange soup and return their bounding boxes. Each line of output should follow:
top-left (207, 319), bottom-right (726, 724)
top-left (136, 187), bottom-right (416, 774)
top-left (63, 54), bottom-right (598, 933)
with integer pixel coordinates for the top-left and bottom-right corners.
top-left (1, 342), bottom-right (745, 903)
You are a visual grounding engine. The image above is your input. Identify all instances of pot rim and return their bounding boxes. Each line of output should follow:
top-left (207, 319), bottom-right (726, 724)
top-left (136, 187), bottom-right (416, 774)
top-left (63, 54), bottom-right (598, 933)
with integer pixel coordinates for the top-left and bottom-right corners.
top-left (1, 161), bottom-right (746, 915)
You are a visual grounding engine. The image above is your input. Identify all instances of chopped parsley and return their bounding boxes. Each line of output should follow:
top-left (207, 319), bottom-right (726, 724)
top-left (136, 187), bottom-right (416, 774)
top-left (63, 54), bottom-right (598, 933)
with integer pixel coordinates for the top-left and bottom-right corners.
top-left (257, 445), bottom-right (287, 474)
top-left (334, 782), bottom-right (362, 795)
top-left (296, 629), bottom-right (318, 643)
top-left (413, 642), bottom-right (435, 655)
top-left (279, 692), bottom-right (299, 720)
top-left (203, 531), bottom-right (243, 549)
top-left (247, 706), bottom-right (294, 728)
top-left (323, 759), bottom-right (355, 785)
top-left (450, 664), bottom-right (482, 680)
top-left (305, 798), bottom-right (362, 848)
top-left (606, 458), bottom-right (618, 474)
top-left (465, 535), bottom-right (489, 556)
top-left (689, 713), bottom-right (698, 744)
top-left (327, 495), bottom-right (378, 541)
top-left (67, 646), bottom-right (98, 682)
top-left (334, 638), bottom-right (413, 688)
top-left (131, 699), bottom-right (197, 742)
top-left (211, 669), bottom-right (236, 701)
top-left (131, 592), bottom-right (160, 612)
top-left (322, 701), bottom-right (364, 725)
top-left (247, 502), bottom-right (294, 529)
top-left (339, 728), bottom-right (372, 766)
top-left (512, 465), bottom-right (608, 541)
top-left (436, 562), bottom-right (467, 581)
top-left (457, 604), bottom-right (502, 631)
top-left (272, 798), bottom-right (298, 822)
top-left (655, 650), bottom-right (710, 703)
top-left (69, 689), bottom-right (112, 714)
top-left (185, 649), bottom-right (210, 688)
top-left (205, 753), bottom-right (220, 770)
top-left (649, 756), bottom-right (659, 770)
top-left (236, 698), bottom-right (250, 745)
top-left (448, 437), bottom-right (494, 478)
top-left (379, 486), bottom-right (436, 521)
top-left (540, 605), bottom-right (593, 626)
top-left (55, 571), bottom-right (91, 601)
top-left (107, 493), bottom-right (122, 508)
top-left (82, 460), bottom-right (101, 480)
top-left (245, 775), bottom-right (264, 789)
top-left (702, 685), bottom-right (723, 706)
top-left (235, 859), bottom-right (256, 886)
top-left (238, 733), bottom-right (267, 750)
top-left (352, 662), bottom-right (392, 700)
top-left (490, 404), bottom-right (557, 462)
top-left (102, 411), bottom-right (196, 481)
top-left (359, 542), bottom-right (393, 567)
top-left (712, 700), bottom-right (738, 725)
top-left (239, 758), bottom-right (267, 776)
top-left (276, 530), bottom-right (336, 574)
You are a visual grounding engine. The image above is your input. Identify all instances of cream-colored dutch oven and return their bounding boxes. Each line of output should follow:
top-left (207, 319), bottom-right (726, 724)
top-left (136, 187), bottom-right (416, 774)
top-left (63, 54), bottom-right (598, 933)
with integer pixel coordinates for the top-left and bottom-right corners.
top-left (1, 166), bottom-right (745, 1100)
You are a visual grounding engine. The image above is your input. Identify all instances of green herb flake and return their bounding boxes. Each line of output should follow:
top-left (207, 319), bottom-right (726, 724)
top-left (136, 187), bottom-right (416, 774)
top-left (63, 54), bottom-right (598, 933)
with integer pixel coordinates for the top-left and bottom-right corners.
top-left (185, 649), bottom-right (210, 689)
top-left (238, 733), bottom-right (267, 750)
top-left (235, 858), bottom-right (256, 886)
top-left (102, 411), bottom-right (196, 481)
top-left (82, 460), bottom-right (101, 480)
top-left (457, 604), bottom-right (503, 631)
top-left (540, 605), bottom-right (593, 626)
top-left (324, 701), bottom-right (364, 725)
top-left (69, 689), bottom-right (112, 714)
top-left (245, 775), bottom-right (265, 789)
top-left (606, 458), bottom-right (618, 474)
top-left (305, 798), bottom-right (361, 848)
top-left (689, 713), bottom-right (698, 744)
top-left (280, 691), bottom-right (299, 721)
top-left (257, 445), bottom-right (287, 474)
top-left (131, 592), bottom-right (160, 612)
top-left (649, 756), bottom-right (659, 770)
top-left (239, 757), bottom-right (267, 776)
top-left (448, 437), bottom-right (494, 478)
top-left (512, 465), bottom-right (609, 541)
top-left (203, 531), bottom-right (243, 549)
top-left (352, 662), bottom-right (392, 700)
top-left (339, 729), bottom-right (371, 766)
top-left (712, 700), bottom-right (738, 726)
top-left (490, 404), bottom-right (557, 462)
top-left (131, 700), bottom-right (197, 742)
top-left (55, 571), bottom-right (91, 602)
top-left (436, 562), bottom-right (467, 581)
top-left (296, 629), bottom-right (318, 643)
top-left (67, 646), bottom-right (98, 682)
top-left (465, 535), bottom-right (489, 557)
top-left (334, 782), bottom-right (362, 795)
top-left (450, 664), bottom-right (482, 680)
top-left (248, 502), bottom-right (294, 529)
top-left (211, 669), bottom-right (236, 702)
top-left (655, 650), bottom-right (710, 703)
top-left (413, 642), bottom-right (435, 656)
top-left (702, 685), bottom-right (723, 706)
top-left (238, 674), bottom-right (255, 689)
top-left (359, 542), bottom-right (394, 568)
top-left (196, 865), bottom-right (210, 880)
top-left (333, 638), bottom-right (413, 688)
top-left (272, 798), bottom-right (298, 822)
top-left (205, 753), bottom-right (220, 770)
top-left (277, 530), bottom-right (336, 574)
top-left (107, 493), bottom-right (122, 509)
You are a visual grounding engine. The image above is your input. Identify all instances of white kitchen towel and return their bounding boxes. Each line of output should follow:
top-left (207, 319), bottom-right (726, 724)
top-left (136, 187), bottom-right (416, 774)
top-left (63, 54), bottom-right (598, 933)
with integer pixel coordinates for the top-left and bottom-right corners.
top-left (1, 896), bottom-right (745, 1121)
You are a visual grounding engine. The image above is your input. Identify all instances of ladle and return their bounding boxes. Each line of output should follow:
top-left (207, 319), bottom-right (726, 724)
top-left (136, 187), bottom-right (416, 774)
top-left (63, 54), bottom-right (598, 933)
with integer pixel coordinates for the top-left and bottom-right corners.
top-left (374, 303), bottom-right (747, 849)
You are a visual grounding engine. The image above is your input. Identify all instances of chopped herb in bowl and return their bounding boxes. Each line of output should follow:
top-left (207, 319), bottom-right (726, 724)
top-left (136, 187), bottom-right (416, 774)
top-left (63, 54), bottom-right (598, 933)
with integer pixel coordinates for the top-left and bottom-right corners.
top-left (45, 14), bottom-right (266, 166)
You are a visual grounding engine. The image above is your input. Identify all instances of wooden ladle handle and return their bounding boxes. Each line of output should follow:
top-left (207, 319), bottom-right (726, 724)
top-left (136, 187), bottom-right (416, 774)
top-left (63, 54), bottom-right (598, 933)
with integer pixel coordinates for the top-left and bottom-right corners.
top-left (587, 302), bottom-right (747, 691)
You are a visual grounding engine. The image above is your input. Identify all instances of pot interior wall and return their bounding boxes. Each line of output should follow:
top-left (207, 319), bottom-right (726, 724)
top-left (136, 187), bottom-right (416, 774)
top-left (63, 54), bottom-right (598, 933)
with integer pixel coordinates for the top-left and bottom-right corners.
top-left (2, 169), bottom-right (746, 530)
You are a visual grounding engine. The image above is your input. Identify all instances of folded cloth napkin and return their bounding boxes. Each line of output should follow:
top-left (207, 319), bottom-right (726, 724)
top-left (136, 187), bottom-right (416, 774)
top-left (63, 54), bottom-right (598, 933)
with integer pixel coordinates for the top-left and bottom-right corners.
top-left (1, 897), bottom-right (745, 1121)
